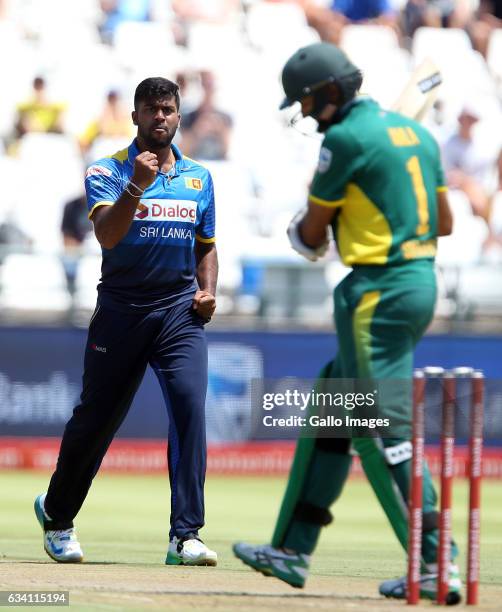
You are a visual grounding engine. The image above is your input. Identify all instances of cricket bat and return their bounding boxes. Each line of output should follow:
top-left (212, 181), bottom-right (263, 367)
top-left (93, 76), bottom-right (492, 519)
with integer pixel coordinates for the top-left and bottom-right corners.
top-left (391, 58), bottom-right (442, 121)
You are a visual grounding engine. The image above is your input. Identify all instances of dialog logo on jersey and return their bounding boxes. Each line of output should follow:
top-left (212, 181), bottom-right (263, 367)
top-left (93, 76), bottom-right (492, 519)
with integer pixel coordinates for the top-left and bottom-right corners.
top-left (133, 199), bottom-right (197, 223)
top-left (135, 203), bottom-right (149, 220)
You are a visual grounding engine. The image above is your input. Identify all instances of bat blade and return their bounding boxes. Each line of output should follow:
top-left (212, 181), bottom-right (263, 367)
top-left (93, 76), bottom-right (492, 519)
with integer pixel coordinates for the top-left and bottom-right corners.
top-left (392, 58), bottom-right (442, 121)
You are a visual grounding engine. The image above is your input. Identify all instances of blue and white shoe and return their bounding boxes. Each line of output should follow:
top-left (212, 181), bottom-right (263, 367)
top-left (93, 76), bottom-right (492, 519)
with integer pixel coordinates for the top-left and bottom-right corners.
top-left (233, 542), bottom-right (310, 588)
top-left (34, 494), bottom-right (83, 563)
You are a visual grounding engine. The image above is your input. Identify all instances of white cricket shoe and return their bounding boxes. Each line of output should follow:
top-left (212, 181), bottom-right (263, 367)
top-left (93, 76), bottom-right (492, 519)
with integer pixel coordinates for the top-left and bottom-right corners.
top-left (34, 493), bottom-right (84, 563)
top-left (379, 562), bottom-right (462, 604)
top-left (165, 534), bottom-right (217, 566)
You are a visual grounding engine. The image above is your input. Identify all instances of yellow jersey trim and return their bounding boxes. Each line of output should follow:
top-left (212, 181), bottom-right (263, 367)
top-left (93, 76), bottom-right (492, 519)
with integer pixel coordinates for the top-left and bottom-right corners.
top-left (183, 155), bottom-right (207, 169)
top-left (195, 235), bottom-right (216, 244)
top-left (107, 147), bottom-right (129, 163)
top-left (309, 194), bottom-right (345, 209)
top-left (353, 290), bottom-right (381, 378)
top-left (88, 201), bottom-right (114, 219)
top-left (337, 183), bottom-right (392, 265)
top-left (436, 186), bottom-right (448, 193)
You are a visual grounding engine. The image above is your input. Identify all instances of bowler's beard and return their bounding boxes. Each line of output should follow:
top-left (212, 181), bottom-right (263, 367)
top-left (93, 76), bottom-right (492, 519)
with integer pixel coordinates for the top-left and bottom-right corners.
top-left (138, 125), bottom-right (175, 150)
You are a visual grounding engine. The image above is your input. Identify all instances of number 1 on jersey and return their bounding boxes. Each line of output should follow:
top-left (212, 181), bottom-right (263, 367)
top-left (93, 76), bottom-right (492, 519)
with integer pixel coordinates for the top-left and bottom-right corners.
top-left (406, 155), bottom-right (429, 236)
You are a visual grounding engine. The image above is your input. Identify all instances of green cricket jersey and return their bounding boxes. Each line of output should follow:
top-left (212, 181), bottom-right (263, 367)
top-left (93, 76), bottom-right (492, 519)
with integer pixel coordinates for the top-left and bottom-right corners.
top-left (309, 97), bottom-right (447, 266)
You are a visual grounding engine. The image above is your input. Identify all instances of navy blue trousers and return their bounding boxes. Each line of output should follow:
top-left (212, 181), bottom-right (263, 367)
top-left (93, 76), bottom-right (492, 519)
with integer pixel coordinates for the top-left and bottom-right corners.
top-left (44, 299), bottom-right (208, 540)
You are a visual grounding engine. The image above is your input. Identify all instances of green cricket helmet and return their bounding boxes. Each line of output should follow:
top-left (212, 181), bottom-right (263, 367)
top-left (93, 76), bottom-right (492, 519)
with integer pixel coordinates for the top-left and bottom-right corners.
top-left (280, 42), bottom-right (363, 111)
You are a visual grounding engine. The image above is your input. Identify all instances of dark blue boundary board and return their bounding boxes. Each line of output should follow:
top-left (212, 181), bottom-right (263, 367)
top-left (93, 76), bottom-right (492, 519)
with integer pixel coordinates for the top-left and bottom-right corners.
top-left (0, 327), bottom-right (500, 442)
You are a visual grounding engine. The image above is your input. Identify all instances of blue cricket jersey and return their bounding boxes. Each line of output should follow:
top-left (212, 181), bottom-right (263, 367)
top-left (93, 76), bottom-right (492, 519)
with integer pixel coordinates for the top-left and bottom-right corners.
top-left (85, 139), bottom-right (216, 312)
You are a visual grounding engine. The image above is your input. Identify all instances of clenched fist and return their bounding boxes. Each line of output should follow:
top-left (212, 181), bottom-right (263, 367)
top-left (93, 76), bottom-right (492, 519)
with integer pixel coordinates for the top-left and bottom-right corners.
top-left (132, 151), bottom-right (159, 191)
top-left (193, 290), bottom-right (216, 322)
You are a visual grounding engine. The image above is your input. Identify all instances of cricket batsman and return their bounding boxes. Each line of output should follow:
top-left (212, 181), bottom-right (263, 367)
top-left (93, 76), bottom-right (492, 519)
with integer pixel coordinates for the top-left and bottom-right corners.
top-left (233, 43), bottom-right (460, 602)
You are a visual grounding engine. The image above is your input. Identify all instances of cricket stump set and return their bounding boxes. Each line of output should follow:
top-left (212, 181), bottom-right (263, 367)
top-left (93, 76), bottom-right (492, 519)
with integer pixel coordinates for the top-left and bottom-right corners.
top-left (407, 366), bottom-right (484, 606)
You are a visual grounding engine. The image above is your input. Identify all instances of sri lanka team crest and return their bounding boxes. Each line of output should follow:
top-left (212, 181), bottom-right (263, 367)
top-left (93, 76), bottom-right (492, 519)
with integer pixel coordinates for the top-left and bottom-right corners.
top-left (185, 177), bottom-right (202, 190)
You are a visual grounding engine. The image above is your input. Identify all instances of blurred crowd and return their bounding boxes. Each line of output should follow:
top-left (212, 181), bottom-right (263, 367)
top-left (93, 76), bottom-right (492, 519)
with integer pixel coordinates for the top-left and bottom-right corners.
top-left (1, 0), bottom-right (502, 324)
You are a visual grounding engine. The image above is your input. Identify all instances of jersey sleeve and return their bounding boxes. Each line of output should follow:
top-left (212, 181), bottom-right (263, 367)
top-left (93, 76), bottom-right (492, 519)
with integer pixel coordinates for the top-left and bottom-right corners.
top-left (196, 172), bottom-right (216, 243)
top-left (309, 125), bottom-right (361, 209)
top-left (84, 159), bottom-right (123, 219)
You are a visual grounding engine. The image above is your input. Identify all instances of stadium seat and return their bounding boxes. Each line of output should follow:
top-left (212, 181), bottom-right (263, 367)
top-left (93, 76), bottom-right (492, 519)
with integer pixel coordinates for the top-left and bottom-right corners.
top-left (334, 25), bottom-right (412, 109)
top-left (0, 253), bottom-right (71, 315)
top-left (436, 190), bottom-right (489, 266)
top-left (87, 136), bottom-right (132, 165)
top-left (15, 134), bottom-right (84, 253)
top-left (245, 1), bottom-right (319, 65)
top-left (413, 27), bottom-right (473, 66)
top-left (113, 21), bottom-right (178, 73)
top-left (260, 259), bottom-right (330, 320)
top-left (456, 264), bottom-right (502, 316)
top-left (52, 44), bottom-right (126, 136)
top-left (341, 25), bottom-right (399, 63)
top-left (73, 254), bottom-right (102, 312)
top-left (487, 28), bottom-right (502, 88)
top-left (0, 156), bottom-right (23, 224)
top-left (489, 190), bottom-right (502, 235)
top-left (412, 28), bottom-right (475, 113)
top-left (186, 23), bottom-right (247, 70)
top-left (201, 161), bottom-right (253, 298)
top-left (434, 265), bottom-right (456, 319)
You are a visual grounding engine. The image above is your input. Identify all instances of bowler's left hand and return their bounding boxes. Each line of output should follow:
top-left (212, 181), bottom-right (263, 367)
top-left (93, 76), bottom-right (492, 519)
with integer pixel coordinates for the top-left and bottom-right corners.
top-left (193, 290), bottom-right (216, 322)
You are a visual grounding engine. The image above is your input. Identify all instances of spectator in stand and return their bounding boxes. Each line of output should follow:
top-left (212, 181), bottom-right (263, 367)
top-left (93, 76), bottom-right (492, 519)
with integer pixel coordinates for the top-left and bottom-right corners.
top-left (172, 0), bottom-right (239, 24)
top-left (306, 0), bottom-right (399, 45)
top-left (171, 0), bottom-right (240, 47)
top-left (442, 104), bottom-right (501, 220)
top-left (15, 76), bottom-right (65, 138)
top-left (470, 0), bottom-right (502, 58)
top-left (99, 0), bottom-right (151, 43)
top-left (180, 70), bottom-right (233, 161)
top-left (79, 90), bottom-right (133, 153)
top-left (403, 1), bottom-right (451, 36)
top-left (403, 0), bottom-right (476, 36)
top-left (60, 193), bottom-right (93, 294)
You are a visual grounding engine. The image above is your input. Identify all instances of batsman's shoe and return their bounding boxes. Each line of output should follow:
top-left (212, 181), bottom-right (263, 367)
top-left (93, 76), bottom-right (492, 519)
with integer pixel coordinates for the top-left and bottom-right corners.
top-left (165, 534), bottom-right (217, 566)
top-left (34, 494), bottom-right (84, 563)
top-left (379, 563), bottom-right (461, 604)
top-left (233, 542), bottom-right (310, 588)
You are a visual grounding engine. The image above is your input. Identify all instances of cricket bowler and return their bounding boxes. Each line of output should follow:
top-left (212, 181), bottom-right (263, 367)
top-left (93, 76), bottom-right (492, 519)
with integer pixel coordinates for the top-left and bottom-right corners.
top-left (233, 42), bottom-right (460, 602)
top-left (34, 77), bottom-right (218, 567)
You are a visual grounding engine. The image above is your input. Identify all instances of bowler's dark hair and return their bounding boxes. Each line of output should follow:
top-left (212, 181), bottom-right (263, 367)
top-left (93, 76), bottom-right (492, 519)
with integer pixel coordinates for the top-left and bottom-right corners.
top-left (134, 77), bottom-right (180, 110)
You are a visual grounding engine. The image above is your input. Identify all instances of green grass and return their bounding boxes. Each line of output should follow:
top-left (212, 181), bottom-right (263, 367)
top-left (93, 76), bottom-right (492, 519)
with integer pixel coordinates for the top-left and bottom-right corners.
top-left (1, 470), bottom-right (501, 587)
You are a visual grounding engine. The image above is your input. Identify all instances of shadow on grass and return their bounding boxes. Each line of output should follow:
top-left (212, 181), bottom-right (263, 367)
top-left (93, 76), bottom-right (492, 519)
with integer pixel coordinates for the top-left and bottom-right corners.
top-left (3, 559), bottom-right (121, 565)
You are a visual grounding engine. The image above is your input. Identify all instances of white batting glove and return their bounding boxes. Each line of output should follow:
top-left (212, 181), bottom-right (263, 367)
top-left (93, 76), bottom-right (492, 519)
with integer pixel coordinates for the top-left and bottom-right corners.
top-left (287, 208), bottom-right (329, 262)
